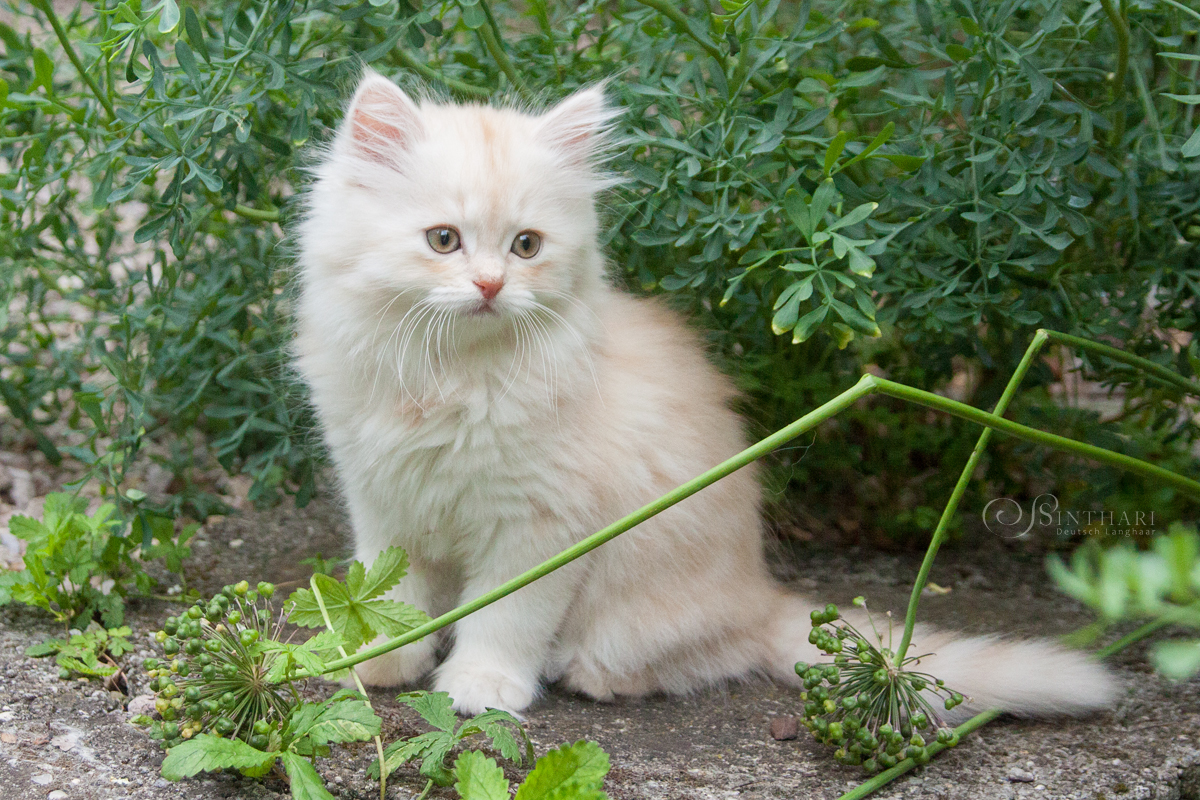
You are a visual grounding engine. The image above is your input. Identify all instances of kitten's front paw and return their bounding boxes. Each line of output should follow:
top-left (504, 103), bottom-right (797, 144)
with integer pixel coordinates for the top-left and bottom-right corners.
top-left (347, 639), bottom-right (436, 688)
top-left (433, 660), bottom-right (536, 716)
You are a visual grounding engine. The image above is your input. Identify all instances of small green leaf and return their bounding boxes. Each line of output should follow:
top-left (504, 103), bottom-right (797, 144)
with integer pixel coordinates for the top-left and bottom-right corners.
top-left (959, 16), bottom-right (984, 37)
top-left (282, 751), bottom-right (336, 800)
top-left (514, 740), bottom-right (610, 800)
top-left (823, 131), bottom-right (849, 176)
top-left (398, 691), bottom-right (458, 732)
top-left (454, 751), bottom-right (510, 800)
top-left (1152, 640), bottom-right (1200, 680)
top-left (946, 43), bottom-right (973, 62)
top-left (1182, 126), bottom-right (1200, 159)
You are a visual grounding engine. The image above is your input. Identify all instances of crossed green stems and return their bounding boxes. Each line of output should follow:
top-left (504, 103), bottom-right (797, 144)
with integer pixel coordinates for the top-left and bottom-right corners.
top-left (304, 329), bottom-right (1200, 799)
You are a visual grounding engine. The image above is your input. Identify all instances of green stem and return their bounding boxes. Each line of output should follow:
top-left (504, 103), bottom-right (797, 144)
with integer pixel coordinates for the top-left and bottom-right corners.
top-left (870, 376), bottom-right (1200, 499)
top-left (629, 0), bottom-right (772, 93)
top-left (233, 204), bottom-right (281, 223)
top-left (1095, 617), bottom-right (1175, 659)
top-left (475, 0), bottom-right (531, 101)
top-left (393, 48), bottom-right (491, 99)
top-left (310, 577), bottom-right (388, 800)
top-left (1098, 0), bottom-right (1130, 145)
top-left (316, 377), bottom-right (879, 675)
top-left (32, 0), bottom-right (116, 121)
top-left (895, 329), bottom-right (1051, 662)
top-left (1042, 330), bottom-right (1200, 398)
top-left (835, 709), bottom-right (1003, 800)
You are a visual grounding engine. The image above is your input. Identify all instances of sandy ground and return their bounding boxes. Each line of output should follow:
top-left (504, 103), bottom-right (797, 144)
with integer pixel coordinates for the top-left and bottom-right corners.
top-left (1, 494), bottom-right (1198, 800)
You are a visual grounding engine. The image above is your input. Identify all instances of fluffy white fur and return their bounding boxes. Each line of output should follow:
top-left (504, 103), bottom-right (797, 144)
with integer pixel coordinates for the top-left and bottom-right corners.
top-left (294, 71), bottom-right (1118, 717)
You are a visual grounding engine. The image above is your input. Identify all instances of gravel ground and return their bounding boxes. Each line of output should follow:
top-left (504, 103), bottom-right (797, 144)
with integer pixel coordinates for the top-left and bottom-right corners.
top-left (1, 496), bottom-right (1199, 800)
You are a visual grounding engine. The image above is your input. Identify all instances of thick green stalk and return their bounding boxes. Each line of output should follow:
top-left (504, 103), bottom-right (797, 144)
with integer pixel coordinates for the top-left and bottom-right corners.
top-left (475, 0), bottom-right (532, 101)
top-left (894, 330), bottom-right (1051, 662)
top-left (835, 709), bottom-right (1003, 800)
top-left (233, 204), bottom-right (280, 223)
top-left (1041, 330), bottom-right (1200, 398)
top-left (870, 376), bottom-right (1200, 499)
top-left (1098, 0), bottom-right (1130, 145)
top-left (316, 377), bottom-right (879, 674)
top-left (310, 577), bottom-right (388, 800)
top-left (33, 0), bottom-right (116, 121)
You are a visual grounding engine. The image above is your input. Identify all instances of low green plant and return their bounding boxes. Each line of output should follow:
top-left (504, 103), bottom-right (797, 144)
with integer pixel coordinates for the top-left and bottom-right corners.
top-left (795, 598), bottom-right (964, 773)
top-left (1049, 521), bottom-right (1200, 680)
top-left (450, 740), bottom-right (611, 800)
top-left (369, 691), bottom-right (532, 787)
top-left (26, 623), bottom-right (134, 681)
top-left (1, 494), bottom-right (139, 626)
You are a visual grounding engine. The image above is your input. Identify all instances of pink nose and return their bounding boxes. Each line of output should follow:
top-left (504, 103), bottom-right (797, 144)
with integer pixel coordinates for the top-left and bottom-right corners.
top-left (473, 278), bottom-right (504, 301)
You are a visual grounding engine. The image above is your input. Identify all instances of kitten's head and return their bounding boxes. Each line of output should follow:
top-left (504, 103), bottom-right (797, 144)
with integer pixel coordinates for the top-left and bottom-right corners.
top-left (302, 71), bottom-right (618, 345)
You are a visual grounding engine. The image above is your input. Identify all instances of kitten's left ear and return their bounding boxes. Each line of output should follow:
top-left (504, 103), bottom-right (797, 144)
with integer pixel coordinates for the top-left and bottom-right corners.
top-left (537, 84), bottom-right (620, 162)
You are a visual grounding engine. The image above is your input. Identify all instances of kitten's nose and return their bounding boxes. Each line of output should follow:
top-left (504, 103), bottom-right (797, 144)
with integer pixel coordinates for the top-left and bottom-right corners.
top-left (473, 277), bottom-right (504, 301)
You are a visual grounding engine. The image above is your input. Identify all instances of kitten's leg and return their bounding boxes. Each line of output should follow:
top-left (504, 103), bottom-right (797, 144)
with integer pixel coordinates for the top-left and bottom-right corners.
top-left (352, 556), bottom-right (456, 687)
top-left (433, 520), bottom-right (579, 716)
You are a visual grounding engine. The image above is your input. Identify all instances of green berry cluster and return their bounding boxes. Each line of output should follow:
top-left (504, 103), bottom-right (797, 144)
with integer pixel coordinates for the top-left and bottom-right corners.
top-left (141, 581), bottom-right (290, 750)
top-left (796, 600), bottom-right (966, 773)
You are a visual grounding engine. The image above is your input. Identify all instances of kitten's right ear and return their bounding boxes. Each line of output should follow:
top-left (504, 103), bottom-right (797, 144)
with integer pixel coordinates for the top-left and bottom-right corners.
top-left (341, 71), bottom-right (423, 164)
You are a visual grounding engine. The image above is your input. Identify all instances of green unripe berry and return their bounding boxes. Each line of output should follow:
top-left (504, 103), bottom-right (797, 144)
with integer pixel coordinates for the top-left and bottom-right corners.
top-left (239, 629), bottom-right (259, 646)
top-left (220, 692), bottom-right (237, 708)
top-left (154, 630), bottom-right (168, 644)
top-left (196, 653), bottom-right (211, 666)
top-left (161, 706), bottom-right (177, 721)
top-left (173, 659), bottom-right (190, 677)
top-left (824, 603), bottom-right (838, 619)
top-left (827, 722), bottom-right (843, 742)
top-left (863, 758), bottom-right (879, 773)
top-left (250, 734), bottom-right (270, 750)
top-left (911, 713), bottom-right (927, 730)
top-left (215, 717), bottom-right (235, 735)
top-left (144, 658), bottom-right (160, 671)
top-left (185, 686), bottom-right (202, 702)
top-left (879, 753), bottom-right (897, 768)
top-left (257, 609), bottom-right (269, 623)
top-left (911, 678), bottom-right (927, 691)
top-left (873, 668), bottom-right (888, 685)
top-left (162, 638), bottom-right (179, 655)
top-left (202, 665), bottom-right (216, 682)
top-left (185, 638), bottom-right (203, 656)
top-left (936, 728), bottom-right (954, 744)
top-left (257, 582), bottom-right (275, 598)
top-left (909, 733), bottom-right (925, 748)
top-left (222, 664), bottom-right (237, 678)
top-left (226, 611), bottom-right (242, 625)
top-left (187, 605), bottom-right (203, 620)
top-left (205, 606), bottom-right (222, 623)
top-left (162, 722), bottom-right (180, 739)
top-left (823, 699), bottom-right (836, 714)
top-left (214, 594), bottom-right (230, 610)
top-left (794, 661), bottom-right (809, 676)
top-left (163, 618), bottom-right (178, 635)
top-left (253, 719), bottom-right (271, 736)
top-left (161, 682), bottom-right (178, 698)
top-left (841, 695), bottom-right (858, 710)
top-left (205, 639), bottom-right (222, 653)
top-left (234, 580), bottom-right (250, 597)
top-left (878, 723), bottom-right (893, 736)
top-left (201, 699), bottom-right (218, 713)
top-left (808, 628), bottom-right (821, 644)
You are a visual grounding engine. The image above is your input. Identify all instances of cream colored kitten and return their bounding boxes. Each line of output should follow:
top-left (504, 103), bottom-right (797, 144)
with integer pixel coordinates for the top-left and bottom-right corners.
top-left (295, 71), bottom-right (1117, 717)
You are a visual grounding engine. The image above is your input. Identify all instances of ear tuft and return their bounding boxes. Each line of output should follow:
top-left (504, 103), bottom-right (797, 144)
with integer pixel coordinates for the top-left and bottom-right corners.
top-left (537, 84), bottom-right (620, 164)
top-left (342, 70), bottom-right (423, 165)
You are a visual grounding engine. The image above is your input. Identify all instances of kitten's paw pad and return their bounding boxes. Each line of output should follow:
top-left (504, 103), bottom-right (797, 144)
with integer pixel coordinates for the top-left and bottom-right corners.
top-left (433, 662), bottom-right (535, 717)
top-left (348, 640), bottom-right (436, 688)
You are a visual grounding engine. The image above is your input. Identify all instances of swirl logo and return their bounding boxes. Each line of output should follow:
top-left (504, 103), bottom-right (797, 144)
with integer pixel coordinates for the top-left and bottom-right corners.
top-left (982, 493), bottom-right (1059, 538)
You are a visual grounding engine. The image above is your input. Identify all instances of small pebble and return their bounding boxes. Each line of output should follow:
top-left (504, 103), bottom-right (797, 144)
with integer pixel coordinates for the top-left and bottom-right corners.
top-left (769, 716), bottom-right (799, 740)
top-left (229, 539), bottom-right (244, 549)
top-left (0, 711), bottom-right (13, 722)
top-left (32, 774), bottom-right (53, 785)
top-left (154, 778), bottom-right (169, 788)
top-left (1007, 767), bottom-right (1036, 783)
top-left (48, 791), bottom-right (67, 800)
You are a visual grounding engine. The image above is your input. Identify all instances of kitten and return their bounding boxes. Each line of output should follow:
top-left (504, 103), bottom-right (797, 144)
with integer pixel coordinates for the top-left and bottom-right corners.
top-left (294, 71), bottom-right (1117, 717)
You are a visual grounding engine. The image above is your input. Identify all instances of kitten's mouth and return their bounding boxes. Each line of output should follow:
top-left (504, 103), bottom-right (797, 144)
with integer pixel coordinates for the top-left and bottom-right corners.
top-left (469, 300), bottom-right (499, 316)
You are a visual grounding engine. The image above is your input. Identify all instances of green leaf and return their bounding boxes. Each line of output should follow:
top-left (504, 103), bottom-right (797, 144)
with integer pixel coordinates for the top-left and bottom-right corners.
top-left (160, 735), bottom-right (278, 780)
top-left (823, 131), bottom-right (849, 176)
top-left (1152, 640), bottom-right (1200, 680)
top-left (959, 16), bottom-right (984, 37)
top-left (945, 43), bottom-right (973, 62)
top-left (792, 305), bottom-right (829, 344)
top-left (282, 752), bottom-right (336, 800)
top-left (453, 751), bottom-right (510, 800)
top-left (288, 572), bottom-right (429, 651)
top-left (1182, 126), bottom-right (1200, 159)
top-left (158, 0), bottom-right (181, 33)
top-left (398, 691), bottom-right (458, 732)
top-left (1164, 94), bottom-right (1200, 105)
top-left (826, 202), bottom-right (878, 232)
top-left (289, 698), bottom-right (381, 746)
top-left (515, 740), bottom-right (610, 800)
top-left (355, 546), bottom-right (410, 601)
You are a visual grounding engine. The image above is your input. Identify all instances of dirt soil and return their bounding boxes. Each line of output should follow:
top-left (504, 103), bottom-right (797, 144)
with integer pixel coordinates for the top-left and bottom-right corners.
top-left (2, 495), bottom-right (1199, 800)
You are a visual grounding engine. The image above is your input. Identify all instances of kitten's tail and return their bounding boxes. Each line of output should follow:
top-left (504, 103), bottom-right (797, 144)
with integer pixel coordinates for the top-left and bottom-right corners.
top-left (763, 593), bottom-right (1118, 719)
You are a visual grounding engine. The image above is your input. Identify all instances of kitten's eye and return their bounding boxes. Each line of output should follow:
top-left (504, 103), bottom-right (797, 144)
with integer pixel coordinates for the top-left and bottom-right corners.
top-left (511, 231), bottom-right (542, 259)
top-left (426, 227), bottom-right (461, 254)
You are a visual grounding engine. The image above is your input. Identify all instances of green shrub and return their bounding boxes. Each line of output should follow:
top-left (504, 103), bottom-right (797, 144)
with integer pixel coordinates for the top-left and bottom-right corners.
top-left (1, 0), bottom-right (1197, 541)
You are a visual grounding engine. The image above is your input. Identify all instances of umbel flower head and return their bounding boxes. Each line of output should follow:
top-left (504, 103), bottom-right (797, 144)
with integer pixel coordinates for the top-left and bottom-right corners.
top-left (796, 598), bottom-right (965, 773)
top-left (138, 581), bottom-right (292, 751)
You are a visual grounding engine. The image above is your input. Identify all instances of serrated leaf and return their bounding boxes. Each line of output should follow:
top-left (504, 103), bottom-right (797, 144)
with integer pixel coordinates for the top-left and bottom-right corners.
top-left (160, 735), bottom-right (278, 780)
top-left (398, 691), bottom-right (458, 732)
top-left (288, 575), bottom-right (429, 651)
top-left (454, 751), bottom-right (510, 800)
top-left (515, 740), bottom-right (610, 800)
top-left (356, 546), bottom-right (409, 601)
top-left (282, 751), bottom-right (336, 800)
top-left (295, 699), bottom-right (381, 745)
